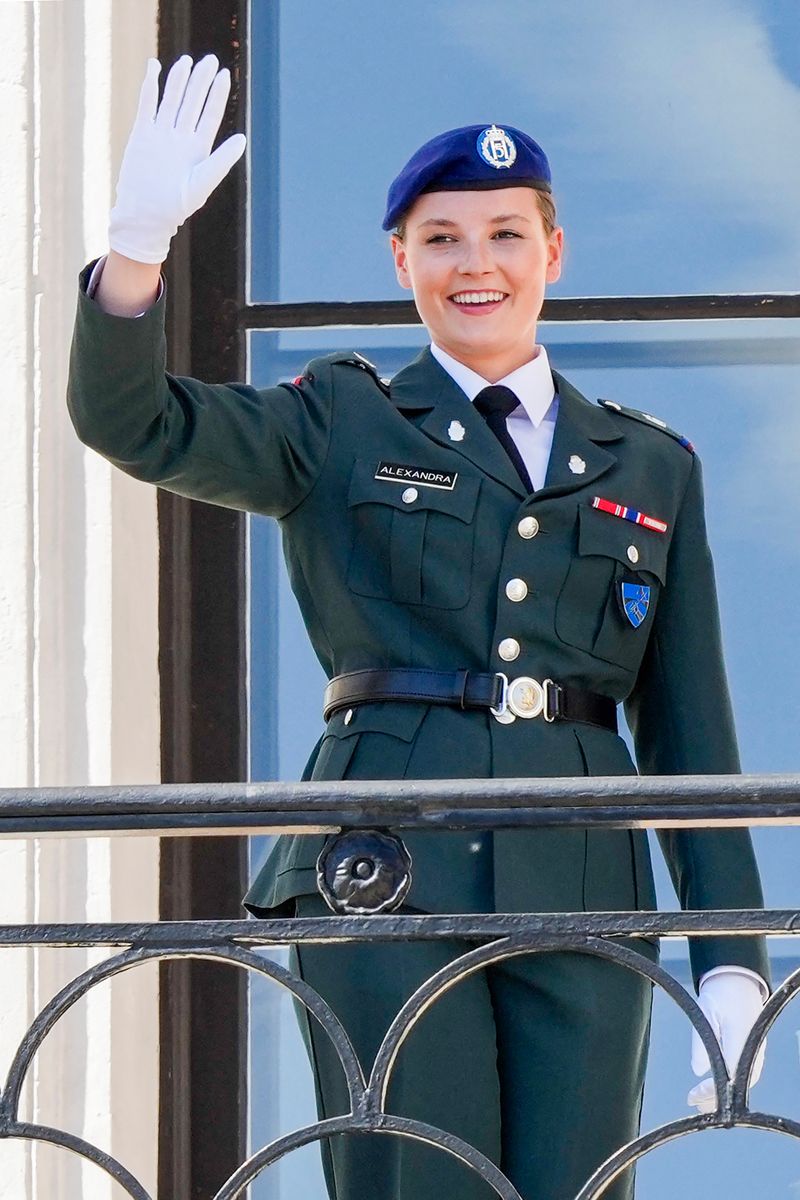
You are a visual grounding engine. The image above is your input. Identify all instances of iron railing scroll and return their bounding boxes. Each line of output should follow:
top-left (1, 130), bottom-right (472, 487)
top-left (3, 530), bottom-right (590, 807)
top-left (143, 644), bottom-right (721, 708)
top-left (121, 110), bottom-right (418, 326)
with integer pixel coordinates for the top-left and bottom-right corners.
top-left (0, 775), bottom-right (799, 1199)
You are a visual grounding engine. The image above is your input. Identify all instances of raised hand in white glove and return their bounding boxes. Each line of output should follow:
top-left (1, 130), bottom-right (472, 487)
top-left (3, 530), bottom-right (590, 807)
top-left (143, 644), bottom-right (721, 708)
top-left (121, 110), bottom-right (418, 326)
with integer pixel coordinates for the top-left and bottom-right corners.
top-left (109, 54), bottom-right (247, 264)
top-left (687, 967), bottom-right (768, 1113)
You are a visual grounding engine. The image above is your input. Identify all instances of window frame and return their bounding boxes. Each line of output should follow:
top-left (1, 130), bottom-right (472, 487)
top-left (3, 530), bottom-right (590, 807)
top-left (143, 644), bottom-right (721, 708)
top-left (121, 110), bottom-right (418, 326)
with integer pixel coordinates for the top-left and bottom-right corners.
top-left (157, 0), bottom-right (800, 1192)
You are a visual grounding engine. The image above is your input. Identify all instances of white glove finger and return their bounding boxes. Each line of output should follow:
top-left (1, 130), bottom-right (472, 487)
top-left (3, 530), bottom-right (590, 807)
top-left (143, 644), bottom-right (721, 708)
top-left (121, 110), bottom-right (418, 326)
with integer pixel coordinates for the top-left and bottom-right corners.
top-left (184, 132), bottom-right (246, 214)
top-left (194, 67), bottom-right (233, 157)
top-left (691, 998), bottom-right (721, 1077)
top-left (687, 1077), bottom-right (717, 1113)
top-left (718, 1016), bottom-right (748, 1077)
top-left (155, 54), bottom-right (193, 128)
top-left (134, 58), bottom-right (161, 125)
top-left (175, 53), bottom-right (219, 134)
top-left (691, 1025), bottom-right (711, 1078)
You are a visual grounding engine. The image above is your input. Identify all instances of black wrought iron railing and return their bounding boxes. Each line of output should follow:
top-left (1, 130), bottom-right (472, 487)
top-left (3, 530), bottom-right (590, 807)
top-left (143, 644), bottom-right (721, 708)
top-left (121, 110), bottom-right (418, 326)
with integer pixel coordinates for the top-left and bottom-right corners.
top-left (1, 775), bottom-right (799, 1200)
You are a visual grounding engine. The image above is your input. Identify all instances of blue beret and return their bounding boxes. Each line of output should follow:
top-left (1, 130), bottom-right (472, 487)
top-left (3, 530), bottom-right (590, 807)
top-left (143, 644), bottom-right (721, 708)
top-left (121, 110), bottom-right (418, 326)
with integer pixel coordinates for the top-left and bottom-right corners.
top-left (382, 123), bottom-right (552, 232)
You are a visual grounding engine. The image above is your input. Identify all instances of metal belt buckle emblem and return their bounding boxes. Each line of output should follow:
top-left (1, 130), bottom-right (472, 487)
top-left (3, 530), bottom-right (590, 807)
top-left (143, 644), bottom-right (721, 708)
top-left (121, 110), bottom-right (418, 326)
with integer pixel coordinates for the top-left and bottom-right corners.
top-left (507, 676), bottom-right (544, 719)
top-left (492, 674), bottom-right (560, 723)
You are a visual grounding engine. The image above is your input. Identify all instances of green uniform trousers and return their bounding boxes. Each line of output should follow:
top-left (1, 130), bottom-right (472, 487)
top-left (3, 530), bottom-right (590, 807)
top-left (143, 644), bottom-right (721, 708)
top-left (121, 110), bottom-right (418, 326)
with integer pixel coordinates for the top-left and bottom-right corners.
top-left (291, 888), bottom-right (653, 1200)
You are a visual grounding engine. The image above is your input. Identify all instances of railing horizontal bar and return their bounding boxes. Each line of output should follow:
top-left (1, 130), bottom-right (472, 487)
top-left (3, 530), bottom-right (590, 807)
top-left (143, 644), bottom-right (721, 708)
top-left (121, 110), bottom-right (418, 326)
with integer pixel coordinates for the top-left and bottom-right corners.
top-left (0, 910), bottom-right (796, 948)
top-left (3, 810), bottom-right (800, 839)
top-left (1, 775), bottom-right (800, 836)
top-left (240, 293), bottom-right (800, 329)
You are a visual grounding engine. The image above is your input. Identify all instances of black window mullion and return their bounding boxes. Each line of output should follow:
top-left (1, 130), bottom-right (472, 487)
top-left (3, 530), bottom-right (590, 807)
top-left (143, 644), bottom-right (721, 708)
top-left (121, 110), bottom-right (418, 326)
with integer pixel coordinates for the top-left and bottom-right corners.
top-left (241, 292), bottom-right (800, 331)
top-left (157, 4), bottom-right (249, 1199)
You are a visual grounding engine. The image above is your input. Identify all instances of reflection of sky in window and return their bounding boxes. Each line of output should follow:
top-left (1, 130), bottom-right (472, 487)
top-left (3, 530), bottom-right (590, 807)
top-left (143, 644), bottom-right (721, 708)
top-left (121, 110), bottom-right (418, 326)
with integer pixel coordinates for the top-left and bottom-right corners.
top-left (250, 320), bottom-right (800, 910)
top-left (248, 10), bottom-right (800, 1191)
top-left (250, 0), bottom-right (800, 301)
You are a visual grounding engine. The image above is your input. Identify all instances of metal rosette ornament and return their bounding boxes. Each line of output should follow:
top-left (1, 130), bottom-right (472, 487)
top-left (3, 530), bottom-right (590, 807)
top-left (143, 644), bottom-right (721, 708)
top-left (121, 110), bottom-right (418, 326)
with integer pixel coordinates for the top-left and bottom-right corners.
top-left (316, 829), bottom-right (413, 915)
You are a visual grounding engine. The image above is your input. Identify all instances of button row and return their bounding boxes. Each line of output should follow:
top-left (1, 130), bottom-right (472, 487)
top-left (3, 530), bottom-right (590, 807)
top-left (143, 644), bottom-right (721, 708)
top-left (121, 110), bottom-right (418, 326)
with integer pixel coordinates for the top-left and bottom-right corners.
top-left (501, 521), bottom-right (539, 661)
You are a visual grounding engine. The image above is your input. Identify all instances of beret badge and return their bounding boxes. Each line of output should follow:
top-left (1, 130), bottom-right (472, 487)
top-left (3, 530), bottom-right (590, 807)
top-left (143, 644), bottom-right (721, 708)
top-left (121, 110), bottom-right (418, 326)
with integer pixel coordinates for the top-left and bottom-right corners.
top-left (477, 124), bottom-right (517, 169)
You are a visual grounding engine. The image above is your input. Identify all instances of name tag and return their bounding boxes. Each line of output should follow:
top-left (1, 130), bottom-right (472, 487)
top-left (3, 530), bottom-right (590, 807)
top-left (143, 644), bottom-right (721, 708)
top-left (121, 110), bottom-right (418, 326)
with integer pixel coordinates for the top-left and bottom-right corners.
top-left (374, 461), bottom-right (458, 490)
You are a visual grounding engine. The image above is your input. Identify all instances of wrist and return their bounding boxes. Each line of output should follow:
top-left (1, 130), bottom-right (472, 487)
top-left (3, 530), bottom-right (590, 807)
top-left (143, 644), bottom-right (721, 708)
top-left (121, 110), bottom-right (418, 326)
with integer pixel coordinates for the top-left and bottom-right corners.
top-left (94, 250), bottom-right (163, 317)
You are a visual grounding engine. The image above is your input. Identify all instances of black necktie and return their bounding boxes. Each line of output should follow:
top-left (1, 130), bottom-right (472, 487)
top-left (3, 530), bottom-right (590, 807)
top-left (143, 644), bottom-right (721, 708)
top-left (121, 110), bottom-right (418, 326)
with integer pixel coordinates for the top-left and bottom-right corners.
top-left (473, 385), bottom-right (533, 492)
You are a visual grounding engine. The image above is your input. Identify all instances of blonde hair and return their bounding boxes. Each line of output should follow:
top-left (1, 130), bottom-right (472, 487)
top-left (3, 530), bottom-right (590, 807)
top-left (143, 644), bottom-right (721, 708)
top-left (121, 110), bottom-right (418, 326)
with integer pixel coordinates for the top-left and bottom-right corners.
top-left (393, 187), bottom-right (557, 239)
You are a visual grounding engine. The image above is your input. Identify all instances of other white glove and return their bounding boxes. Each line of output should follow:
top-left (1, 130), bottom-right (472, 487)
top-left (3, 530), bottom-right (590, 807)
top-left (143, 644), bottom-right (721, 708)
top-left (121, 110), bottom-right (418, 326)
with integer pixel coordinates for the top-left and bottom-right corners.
top-left (687, 968), bottom-right (767, 1113)
top-left (109, 54), bottom-right (247, 264)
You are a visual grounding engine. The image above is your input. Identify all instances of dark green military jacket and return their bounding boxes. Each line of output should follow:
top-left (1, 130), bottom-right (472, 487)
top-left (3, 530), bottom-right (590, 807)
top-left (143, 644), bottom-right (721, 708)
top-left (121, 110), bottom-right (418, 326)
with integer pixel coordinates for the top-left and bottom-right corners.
top-left (68, 262), bottom-right (769, 991)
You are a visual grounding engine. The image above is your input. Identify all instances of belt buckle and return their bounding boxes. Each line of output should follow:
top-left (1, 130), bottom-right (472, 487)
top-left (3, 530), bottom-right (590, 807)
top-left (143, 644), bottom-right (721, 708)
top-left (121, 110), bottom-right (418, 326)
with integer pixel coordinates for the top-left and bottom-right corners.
top-left (490, 673), bottom-right (516, 724)
top-left (507, 676), bottom-right (544, 719)
top-left (492, 674), bottom-right (561, 723)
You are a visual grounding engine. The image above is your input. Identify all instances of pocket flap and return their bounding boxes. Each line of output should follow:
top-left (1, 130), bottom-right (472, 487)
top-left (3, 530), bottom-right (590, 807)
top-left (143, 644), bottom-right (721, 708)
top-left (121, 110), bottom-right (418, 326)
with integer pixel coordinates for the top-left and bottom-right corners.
top-left (347, 459), bottom-right (480, 524)
top-left (324, 700), bottom-right (428, 742)
top-left (577, 504), bottom-right (668, 583)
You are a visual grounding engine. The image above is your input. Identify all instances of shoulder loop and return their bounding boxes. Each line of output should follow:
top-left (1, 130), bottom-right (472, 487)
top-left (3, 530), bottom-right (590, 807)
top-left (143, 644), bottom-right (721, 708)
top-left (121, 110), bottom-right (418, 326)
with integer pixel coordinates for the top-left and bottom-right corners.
top-left (328, 350), bottom-right (391, 395)
top-left (597, 398), bottom-right (695, 454)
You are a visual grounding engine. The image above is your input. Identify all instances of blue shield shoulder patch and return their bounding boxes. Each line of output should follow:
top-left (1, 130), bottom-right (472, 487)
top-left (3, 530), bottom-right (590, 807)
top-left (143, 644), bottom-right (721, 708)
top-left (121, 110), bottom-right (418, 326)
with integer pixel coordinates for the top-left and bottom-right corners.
top-left (620, 582), bottom-right (651, 629)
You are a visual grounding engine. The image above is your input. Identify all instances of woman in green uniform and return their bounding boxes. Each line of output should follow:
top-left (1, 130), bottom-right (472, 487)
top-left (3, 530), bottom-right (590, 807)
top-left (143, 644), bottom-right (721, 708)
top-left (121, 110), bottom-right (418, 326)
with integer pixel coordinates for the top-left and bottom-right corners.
top-left (68, 55), bottom-right (770, 1200)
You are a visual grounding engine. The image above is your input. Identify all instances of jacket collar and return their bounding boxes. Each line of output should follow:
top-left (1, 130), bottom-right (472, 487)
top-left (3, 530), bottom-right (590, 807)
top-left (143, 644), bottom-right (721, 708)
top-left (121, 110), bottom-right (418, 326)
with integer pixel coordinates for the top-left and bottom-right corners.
top-left (390, 346), bottom-right (526, 494)
top-left (390, 347), bottom-right (623, 499)
top-left (538, 370), bottom-right (623, 499)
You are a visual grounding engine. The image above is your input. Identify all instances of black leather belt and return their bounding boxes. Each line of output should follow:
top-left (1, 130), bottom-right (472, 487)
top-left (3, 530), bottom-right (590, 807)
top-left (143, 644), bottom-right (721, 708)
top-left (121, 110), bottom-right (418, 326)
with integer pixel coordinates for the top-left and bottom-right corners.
top-left (323, 668), bottom-right (617, 731)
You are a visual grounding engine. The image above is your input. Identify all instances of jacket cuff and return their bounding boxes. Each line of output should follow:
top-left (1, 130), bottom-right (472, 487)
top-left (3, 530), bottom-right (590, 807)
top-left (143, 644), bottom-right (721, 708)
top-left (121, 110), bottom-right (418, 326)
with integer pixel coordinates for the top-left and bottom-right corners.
top-left (698, 963), bottom-right (770, 1001)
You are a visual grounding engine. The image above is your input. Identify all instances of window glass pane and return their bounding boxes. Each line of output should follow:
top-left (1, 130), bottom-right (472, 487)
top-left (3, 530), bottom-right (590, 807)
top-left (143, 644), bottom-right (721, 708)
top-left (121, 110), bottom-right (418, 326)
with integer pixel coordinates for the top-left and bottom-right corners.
top-left (248, 318), bottom-right (800, 906)
top-left (247, 320), bottom-right (800, 1197)
top-left (250, 0), bottom-right (800, 302)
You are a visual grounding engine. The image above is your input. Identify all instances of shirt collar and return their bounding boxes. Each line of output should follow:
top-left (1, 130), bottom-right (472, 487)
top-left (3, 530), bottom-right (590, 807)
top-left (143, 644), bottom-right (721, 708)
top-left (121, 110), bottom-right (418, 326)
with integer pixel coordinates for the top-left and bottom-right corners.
top-left (430, 341), bottom-right (556, 428)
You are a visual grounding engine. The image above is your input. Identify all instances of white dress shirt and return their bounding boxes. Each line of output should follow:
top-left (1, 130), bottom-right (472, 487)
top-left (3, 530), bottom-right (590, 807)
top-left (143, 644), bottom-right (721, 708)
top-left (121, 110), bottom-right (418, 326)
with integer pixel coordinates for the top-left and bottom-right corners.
top-left (430, 340), bottom-right (558, 491)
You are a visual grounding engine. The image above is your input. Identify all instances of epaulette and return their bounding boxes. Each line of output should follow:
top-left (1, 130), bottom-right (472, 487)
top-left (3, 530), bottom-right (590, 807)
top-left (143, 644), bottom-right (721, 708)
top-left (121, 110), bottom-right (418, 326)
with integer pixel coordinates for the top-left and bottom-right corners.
top-left (597, 398), bottom-right (695, 454)
top-left (329, 351), bottom-right (391, 395)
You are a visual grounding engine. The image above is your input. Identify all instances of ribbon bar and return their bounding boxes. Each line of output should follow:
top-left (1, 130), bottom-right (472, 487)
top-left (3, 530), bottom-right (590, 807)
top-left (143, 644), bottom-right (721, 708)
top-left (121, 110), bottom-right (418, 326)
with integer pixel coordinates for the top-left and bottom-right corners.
top-left (591, 496), bottom-right (668, 534)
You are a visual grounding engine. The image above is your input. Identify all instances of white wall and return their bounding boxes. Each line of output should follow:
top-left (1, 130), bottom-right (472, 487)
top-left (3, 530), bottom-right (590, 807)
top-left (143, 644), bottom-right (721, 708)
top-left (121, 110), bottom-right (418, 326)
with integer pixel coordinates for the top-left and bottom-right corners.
top-left (0, 2), bottom-right (161, 1195)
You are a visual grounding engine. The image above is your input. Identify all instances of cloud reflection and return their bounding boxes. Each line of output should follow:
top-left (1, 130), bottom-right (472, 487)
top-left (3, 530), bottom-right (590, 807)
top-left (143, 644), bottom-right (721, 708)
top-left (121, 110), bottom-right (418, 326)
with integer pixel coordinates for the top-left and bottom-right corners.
top-left (443, 0), bottom-right (800, 292)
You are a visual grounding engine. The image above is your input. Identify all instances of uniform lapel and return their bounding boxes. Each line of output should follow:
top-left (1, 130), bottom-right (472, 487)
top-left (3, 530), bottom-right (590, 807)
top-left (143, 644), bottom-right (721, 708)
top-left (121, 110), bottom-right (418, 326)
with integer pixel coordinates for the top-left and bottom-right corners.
top-left (389, 347), bottom-right (528, 499)
top-left (537, 371), bottom-right (623, 499)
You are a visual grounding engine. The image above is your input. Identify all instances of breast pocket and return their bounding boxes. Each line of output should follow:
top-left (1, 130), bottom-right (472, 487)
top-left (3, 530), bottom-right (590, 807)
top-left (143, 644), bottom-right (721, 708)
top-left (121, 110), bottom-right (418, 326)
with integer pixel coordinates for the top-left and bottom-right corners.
top-left (345, 459), bottom-right (481, 609)
top-left (556, 504), bottom-right (669, 671)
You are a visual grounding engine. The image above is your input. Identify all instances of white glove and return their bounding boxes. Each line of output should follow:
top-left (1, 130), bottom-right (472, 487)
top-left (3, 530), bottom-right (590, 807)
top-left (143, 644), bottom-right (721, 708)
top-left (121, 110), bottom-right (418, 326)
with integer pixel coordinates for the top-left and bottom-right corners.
top-left (687, 968), bottom-right (767, 1113)
top-left (109, 54), bottom-right (247, 264)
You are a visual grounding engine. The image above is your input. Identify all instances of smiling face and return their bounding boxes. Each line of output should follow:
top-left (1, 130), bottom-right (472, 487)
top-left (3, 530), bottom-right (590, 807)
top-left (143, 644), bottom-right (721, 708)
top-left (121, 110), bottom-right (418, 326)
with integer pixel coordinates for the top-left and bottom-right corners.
top-left (390, 187), bottom-right (563, 382)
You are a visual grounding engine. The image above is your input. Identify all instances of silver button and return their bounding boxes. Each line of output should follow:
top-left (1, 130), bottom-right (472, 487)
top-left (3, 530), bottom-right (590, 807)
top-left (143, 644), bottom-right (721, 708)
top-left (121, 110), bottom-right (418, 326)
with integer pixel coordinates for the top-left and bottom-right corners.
top-left (627, 544), bottom-right (640, 564)
top-left (517, 516), bottom-right (540, 539)
top-left (343, 708), bottom-right (353, 725)
top-left (469, 841), bottom-right (482, 853)
top-left (505, 578), bottom-right (528, 603)
top-left (402, 487), bottom-right (418, 504)
top-left (498, 637), bottom-right (521, 662)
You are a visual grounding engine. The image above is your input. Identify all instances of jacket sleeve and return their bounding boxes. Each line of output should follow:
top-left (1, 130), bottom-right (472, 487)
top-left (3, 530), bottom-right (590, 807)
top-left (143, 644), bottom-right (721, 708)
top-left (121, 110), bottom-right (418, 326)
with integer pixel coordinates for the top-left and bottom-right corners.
top-left (625, 451), bottom-right (771, 992)
top-left (67, 261), bottom-right (332, 518)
